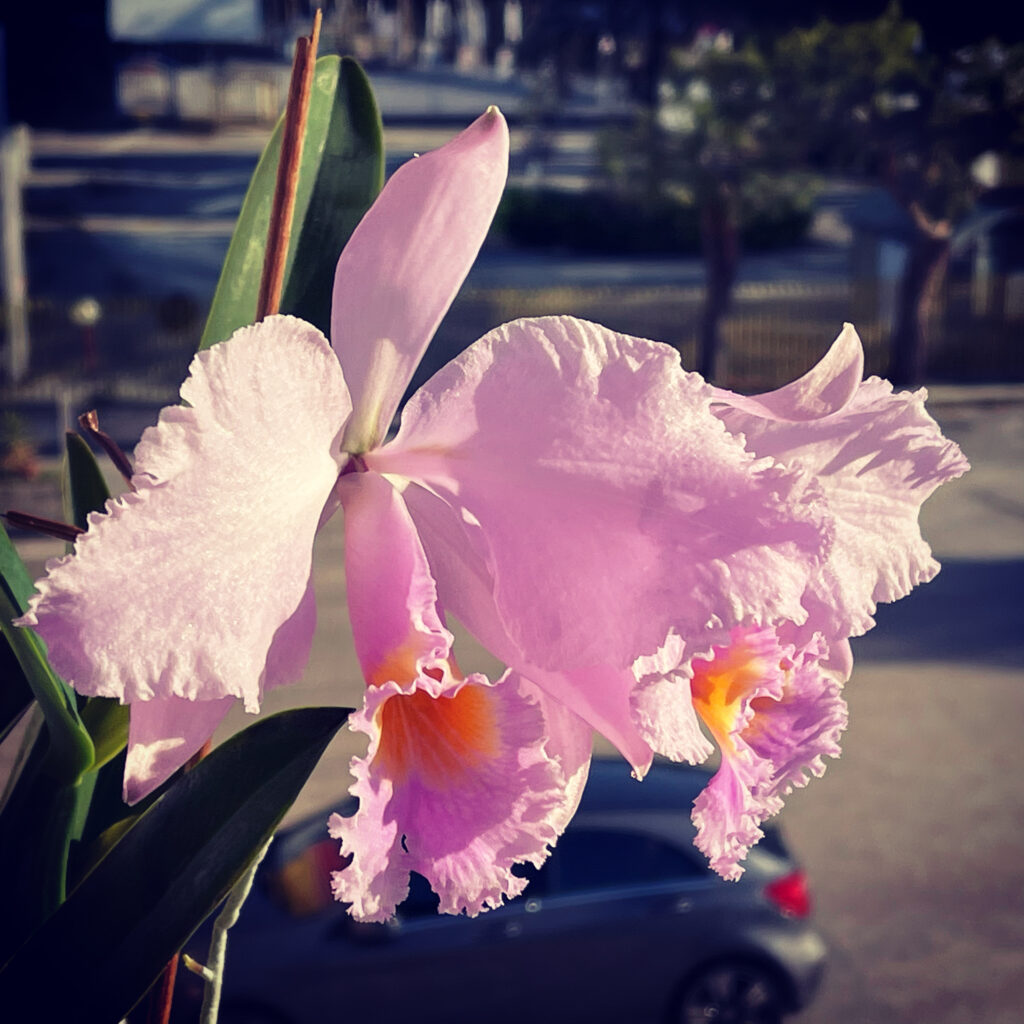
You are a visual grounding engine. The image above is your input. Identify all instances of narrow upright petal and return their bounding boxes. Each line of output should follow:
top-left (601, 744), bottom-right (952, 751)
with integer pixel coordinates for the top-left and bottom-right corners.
top-left (334, 108), bottom-right (509, 453)
top-left (712, 325), bottom-right (969, 640)
top-left (372, 316), bottom-right (828, 757)
top-left (18, 317), bottom-right (350, 711)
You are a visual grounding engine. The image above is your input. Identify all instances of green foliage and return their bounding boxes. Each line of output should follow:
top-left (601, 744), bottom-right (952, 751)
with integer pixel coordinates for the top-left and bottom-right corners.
top-left (200, 55), bottom-right (384, 348)
top-left (0, 707), bottom-right (351, 1024)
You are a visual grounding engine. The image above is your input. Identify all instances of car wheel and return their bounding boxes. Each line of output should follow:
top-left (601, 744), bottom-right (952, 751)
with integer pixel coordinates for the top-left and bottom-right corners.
top-left (674, 960), bottom-right (788, 1024)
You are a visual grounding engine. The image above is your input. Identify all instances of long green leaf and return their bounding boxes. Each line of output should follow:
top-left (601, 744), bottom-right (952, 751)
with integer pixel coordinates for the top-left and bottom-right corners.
top-left (0, 526), bottom-right (93, 785)
top-left (64, 431), bottom-right (111, 532)
top-left (0, 706), bottom-right (350, 1023)
top-left (278, 56), bottom-right (384, 335)
top-left (200, 55), bottom-right (383, 348)
top-left (63, 431), bottom-right (131, 770)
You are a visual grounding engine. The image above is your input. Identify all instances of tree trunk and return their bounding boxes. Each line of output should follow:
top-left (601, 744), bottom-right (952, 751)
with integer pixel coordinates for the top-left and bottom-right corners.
top-left (697, 188), bottom-right (740, 381)
top-left (889, 203), bottom-right (951, 387)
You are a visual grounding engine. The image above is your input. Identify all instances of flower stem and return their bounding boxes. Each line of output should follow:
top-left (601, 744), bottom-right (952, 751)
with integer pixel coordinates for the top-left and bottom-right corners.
top-left (199, 838), bottom-right (274, 1024)
top-left (256, 8), bottom-right (322, 320)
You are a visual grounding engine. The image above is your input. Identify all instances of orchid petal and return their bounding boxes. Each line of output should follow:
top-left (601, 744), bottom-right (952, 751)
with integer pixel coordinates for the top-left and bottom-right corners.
top-left (713, 323), bottom-right (864, 421)
top-left (17, 316), bottom-right (349, 711)
top-left (689, 627), bottom-right (789, 879)
top-left (744, 637), bottom-right (848, 798)
top-left (124, 696), bottom-right (233, 805)
top-left (713, 337), bottom-right (969, 640)
top-left (330, 670), bottom-right (570, 921)
top-left (334, 107), bottom-right (509, 453)
top-left (335, 472), bottom-right (452, 689)
top-left (397, 480), bottom-right (654, 772)
top-left (332, 472), bottom-right (586, 920)
top-left (689, 627), bottom-right (847, 879)
top-left (373, 316), bottom-right (828, 732)
top-left (631, 634), bottom-right (715, 765)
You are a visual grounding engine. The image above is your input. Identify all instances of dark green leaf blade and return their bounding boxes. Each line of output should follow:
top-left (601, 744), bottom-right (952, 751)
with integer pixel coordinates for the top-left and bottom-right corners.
top-left (279, 55), bottom-right (384, 335)
top-left (0, 525), bottom-right (93, 785)
top-left (0, 706), bottom-right (350, 1023)
top-left (199, 55), bottom-right (383, 349)
top-left (64, 432), bottom-right (111, 532)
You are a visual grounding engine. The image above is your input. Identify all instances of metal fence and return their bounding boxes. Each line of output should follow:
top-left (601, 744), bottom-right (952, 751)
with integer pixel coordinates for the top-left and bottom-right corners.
top-left (6, 276), bottom-right (1022, 408)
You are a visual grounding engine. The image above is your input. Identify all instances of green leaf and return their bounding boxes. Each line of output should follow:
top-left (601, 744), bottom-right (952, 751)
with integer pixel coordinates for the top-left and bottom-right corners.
top-left (0, 525), bottom-right (93, 785)
top-left (78, 697), bottom-right (129, 771)
top-left (0, 629), bottom-right (33, 745)
top-left (200, 55), bottom-right (383, 349)
top-left (0, 706), bottom-right (350, 1023)
top-left (0, 517), bottom-right (39, 612)
top-left (63, 432), bottom-right (111, 532)
top-left (278, 56), bottom-right (384, 335)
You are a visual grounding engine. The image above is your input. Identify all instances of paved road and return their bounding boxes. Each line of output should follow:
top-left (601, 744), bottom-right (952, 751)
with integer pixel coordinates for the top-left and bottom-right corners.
top-left (8, 394), bottom-right (1022, 1024)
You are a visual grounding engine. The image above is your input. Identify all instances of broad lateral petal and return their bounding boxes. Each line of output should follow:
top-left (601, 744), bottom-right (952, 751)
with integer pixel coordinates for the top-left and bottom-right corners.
top-left (334, 108), bottom-right (509, 452)
top-left (17, 316), bottom-right (350, 710)
top-left (123, 576), bottom-right (318, 805)
top-left (330, 671), bottom-right (569, 921)
top-left (714, 360), bottom-right (969, 640)
top-left (124, 696), bottom-right (234, 805)
top-left (374, 315), bottom-right (828, 676)
top-left (398, 481), bottom-right (653, 772)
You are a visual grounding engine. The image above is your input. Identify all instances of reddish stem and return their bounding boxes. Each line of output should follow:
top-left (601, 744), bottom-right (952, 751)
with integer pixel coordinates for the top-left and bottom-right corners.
top-left (256, 9), bottom-right (322, 320)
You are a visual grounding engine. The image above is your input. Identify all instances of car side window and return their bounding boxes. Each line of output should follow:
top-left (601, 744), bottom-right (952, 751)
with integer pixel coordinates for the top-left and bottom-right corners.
top-left (549, 828), bottom-right (703, 894)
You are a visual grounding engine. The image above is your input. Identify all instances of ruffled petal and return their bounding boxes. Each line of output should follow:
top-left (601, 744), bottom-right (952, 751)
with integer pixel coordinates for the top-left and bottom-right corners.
top-left (17, 316), bottom-right (350, 710)
top-left (743, 636), bottom-right (848, 799)
top-left (713, 325), bottom-right (969, 641)
top-left (333, 471), bottom-right (587, 920)
top-left (330, 670), bottom-right (571, 921)
top-left (630, 633), bottom-right (715, 765)
top-left (689, 628), bottom-right (789, 879)
top-left (121, 575), bottom-right (320, 804)
top-left (689, 627), bottom-right (847, 879)
top-left (334, 108), bottom-right (509, 453)
top-left (372, 316), bottom-right (828, 740)
top-left (714, 323), bottom-right (864, 421)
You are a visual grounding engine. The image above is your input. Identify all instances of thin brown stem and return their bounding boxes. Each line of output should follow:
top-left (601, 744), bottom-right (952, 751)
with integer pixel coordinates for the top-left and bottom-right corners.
top-left (3, 511), bottom-right (83, 542)
top-left (77, 410), bottom-right (134, 485)
top-left (146, 956), bottom-right (179, 1024)
top-left (256, 8), bottom-right (322, 320)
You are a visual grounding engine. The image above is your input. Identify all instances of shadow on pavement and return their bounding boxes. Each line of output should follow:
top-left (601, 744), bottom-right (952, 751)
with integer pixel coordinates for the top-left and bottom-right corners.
top-left (852, 557), bottom-right (1024, 667)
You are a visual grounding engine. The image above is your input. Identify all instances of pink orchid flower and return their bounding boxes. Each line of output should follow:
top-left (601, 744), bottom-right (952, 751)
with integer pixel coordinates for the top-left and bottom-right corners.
top-left (651, 324), bottom-right (969, 878)
top-left (16, 107), bottom-right (965, 917)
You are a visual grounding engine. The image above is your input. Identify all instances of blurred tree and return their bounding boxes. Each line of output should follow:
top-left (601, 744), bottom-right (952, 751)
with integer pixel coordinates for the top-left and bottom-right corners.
top-left (774, 4), bottom-right (1024, 382)
top-left (605, 36), bottom-right (808, 379)
top-left (607, 2), bottom-right (1024, 383)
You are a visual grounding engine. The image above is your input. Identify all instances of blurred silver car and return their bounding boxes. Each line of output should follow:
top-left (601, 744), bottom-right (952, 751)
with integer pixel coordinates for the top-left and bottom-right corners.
top-left (177, 759), bottom-right (826, 1024)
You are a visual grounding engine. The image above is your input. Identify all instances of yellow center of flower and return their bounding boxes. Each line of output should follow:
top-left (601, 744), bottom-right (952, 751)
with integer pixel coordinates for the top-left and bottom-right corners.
top-left (690, 637), bottom-right (774, 754)
top-left (376, 683), bottom-right (500, 790)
